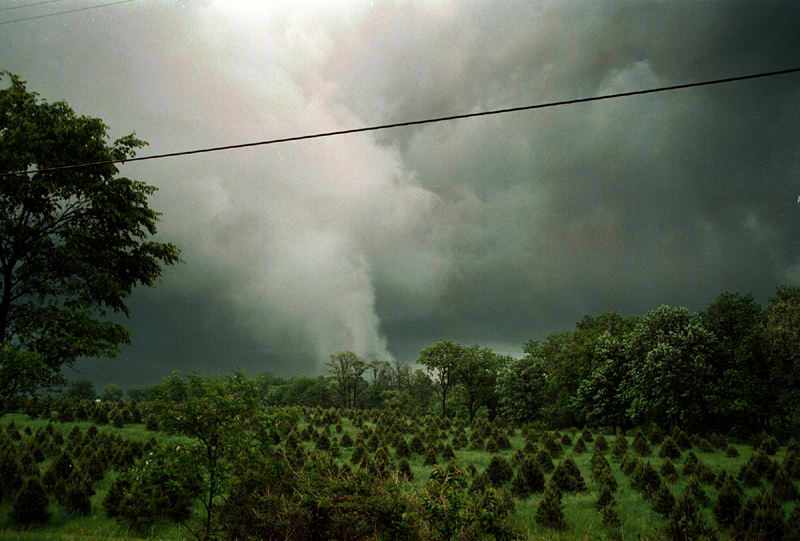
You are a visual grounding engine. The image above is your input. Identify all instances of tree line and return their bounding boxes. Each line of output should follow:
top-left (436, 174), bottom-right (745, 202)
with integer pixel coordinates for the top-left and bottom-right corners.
top-left (317, 285), bottom-right (800, 438)
top-left (71, 284), bottom-right (798, 439)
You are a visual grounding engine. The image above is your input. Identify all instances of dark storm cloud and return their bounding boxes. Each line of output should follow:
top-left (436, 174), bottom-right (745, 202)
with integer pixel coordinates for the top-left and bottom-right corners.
top-left (2, 1), bottom-right (799, 387)
top-left (321, 0), bottom-right (800, 352)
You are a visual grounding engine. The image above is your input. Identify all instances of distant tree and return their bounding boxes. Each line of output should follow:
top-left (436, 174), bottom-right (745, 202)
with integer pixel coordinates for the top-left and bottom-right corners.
top-left (126, 386), bottom-right (151, 402)
top-left (623, 306), bottom-right (716, 432)
top-left (99, 383), bottom-right (123, 402)
top-left (278, 376), bottom-right (335, 408)
top-left (64, 379), bottom-right (96, 401)
top-left (496, 355), bottom-right (547, 424)
top-left (573, 332), bottom-right (631, 428)
top-left (702, 292), bottom-right (766, 433)
top-left (527, 312), bottom-right (635, 426)
top-left (0, 73), bottom-right (180, 413)
top-left (417, 340), bottom-right (463, 417)
top-left (453, 345), bottom-right (502, 421)
top-left (407, 369), bottom-right (436, 415)
top-left (326, 351), bottom-right (368, 409)
top-left (762, 286), bottom-right (800, 433)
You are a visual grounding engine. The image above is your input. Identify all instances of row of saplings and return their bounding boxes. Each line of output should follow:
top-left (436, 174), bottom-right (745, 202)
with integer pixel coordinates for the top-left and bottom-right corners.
top-left (0, 419), bottom-right (151, 523)
top-left (2, 407), bottom-right (800, 539)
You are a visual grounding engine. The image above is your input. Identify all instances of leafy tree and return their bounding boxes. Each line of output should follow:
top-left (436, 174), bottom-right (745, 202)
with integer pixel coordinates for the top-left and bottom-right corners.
top-left (417, 340), bottom-right (463, 417)
top-left (99, 383), bottom-right (123, 402)
top-left (495, 354), bottom-right (548, 424)
top-left (326, 351), bottom-right (368, 409)
top-left (63, 378), bottom-right (96, 401)
top-left (702, 292), bottom-right (766, 432)
top-left (0, 73), bottom-right (180, 412)
top-left (623, 306), bottom-right (716, 432)
top-left (147, 372), bottom-right (260, 540)
top-left (573, 331), bottom-right (631, 428)
top-left (762, 286), bottom-right (800, 434)
top-left (527, 312), bottom-right (635, 426)
top-left (453, 345), bottom-right (502, 421)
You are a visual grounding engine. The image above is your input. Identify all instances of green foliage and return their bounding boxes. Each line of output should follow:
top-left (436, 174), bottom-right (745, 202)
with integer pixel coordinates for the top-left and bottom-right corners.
top-left (713, 474), bottom-right (742, 528)
top-left (496, 355), bottom-right (548, 424)
top-left (510, 457), bottom-right (545, 498)
top-left (624, 306), bottom-right (716, 432)
top-left (11, 477), bottom-right (50, 524)
top-left (64, 379), bottom-right (96, 401)
top-left (651, 483), bottom-right (674, 516)
top-left (0, 74), bottom-right (180, 412)
top-left (417, 340), bottom-right (463, 418)
top-left (535, 485), bottom-right (565, 530)
top-left (632, 430), bottom-right (650, 456)
top-left (326, 351), bottom-right (369, 409)
top-left (146, 371), bottom-right (261, 539)
top-left (573, 331), bottom-right (631, 427)
top-left (658, 436), bottom-right (681, 459)
top-left (462, 487), bottom-right (518, 541)
top-left (62, 465), bottom-right (95, 516)
top-left (771, 464), bottom-right (798, 502)
top-left (113, 444), bottom-right (202, 530)
top-left (631, 460), bottom-right (661, 498)
top-left (485, 454), bottom-right (513, 487)
top-left (99, 383), bottom-right (124, 402)
top-left (550, 455), bottom-right (586, 493)
top-left (600, 500), bottom-right (622, 528)
top-left (736, 490), bottom-right (786, 539)
top-left (664, 492), bottom-right (709, 540)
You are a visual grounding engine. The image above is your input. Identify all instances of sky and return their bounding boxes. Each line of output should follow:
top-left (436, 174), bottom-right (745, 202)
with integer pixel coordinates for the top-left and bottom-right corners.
top-left (2, 0), bottom-right (799, 389)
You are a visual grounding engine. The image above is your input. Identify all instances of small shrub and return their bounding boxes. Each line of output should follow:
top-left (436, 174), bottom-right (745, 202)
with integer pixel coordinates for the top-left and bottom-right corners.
top-left (423, 446), bottom-right (438, 466)
top-left (673, 428), bottom-right (692, 450)
top-left (632, 430), bottom-right (650, 456)
top-left (596, 482), bottom-right (615, 510)
top-left (535, 449), bottom-right (554, 473)
top-left (760, 435), bottom-right (780, 456)
top-left (651, 483), bottom-right (675, 516)
top-left (510, 457), bottom-right (545, 498)
top-left (772, 464), bottom-right (799, 502)
top-left (660, 457), bottom-right (678, 483)
top-left (736, 490), bottom-right (785, 540)
top-left (550, 455), bottom-right (586, 493)
top-left (535, 485), bottom-right (565, 530)
top-left (485, 455), bottom-right (513, 487)
top-left (682, 450), bottom-right (699, 475)
top-left (11, 478), bottom-right (50, 524)
top-left (664, 492), bottom-right (709, 540)
top-left (648, 422), bottom-right (664, 445)
top-left (658, 437), bottom-right (681, 459)
top-left (713, 475), bottom-right (742, 528)
top-left (621, 454), bottom-right (639, 476)
top-left (611, 433), bottom-right (628, 459)
top-left (601, 500), bottom-right (622, 527)
top-left (683, 475), bottom-right (708, 506)
top-left (631, 460), bottom-right (661, 498)
top-left (63, 466), bottom-right (95, 516)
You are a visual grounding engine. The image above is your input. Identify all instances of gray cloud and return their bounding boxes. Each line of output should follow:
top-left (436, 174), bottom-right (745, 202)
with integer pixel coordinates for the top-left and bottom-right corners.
top-left (2, 1), bottom-right (799, 387)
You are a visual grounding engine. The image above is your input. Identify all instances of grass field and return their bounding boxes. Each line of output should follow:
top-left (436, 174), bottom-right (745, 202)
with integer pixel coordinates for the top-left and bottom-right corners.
top-left (0, 409), bottom-right (798, 539)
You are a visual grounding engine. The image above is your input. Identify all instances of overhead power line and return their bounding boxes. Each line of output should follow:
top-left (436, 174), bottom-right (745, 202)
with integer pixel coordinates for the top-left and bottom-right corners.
top-left (1, 67), bottom-right (799, 178)
top-left (0, 0), bottom-right (134, 25)
top-left (0, 0), bottom-right (67, 13)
